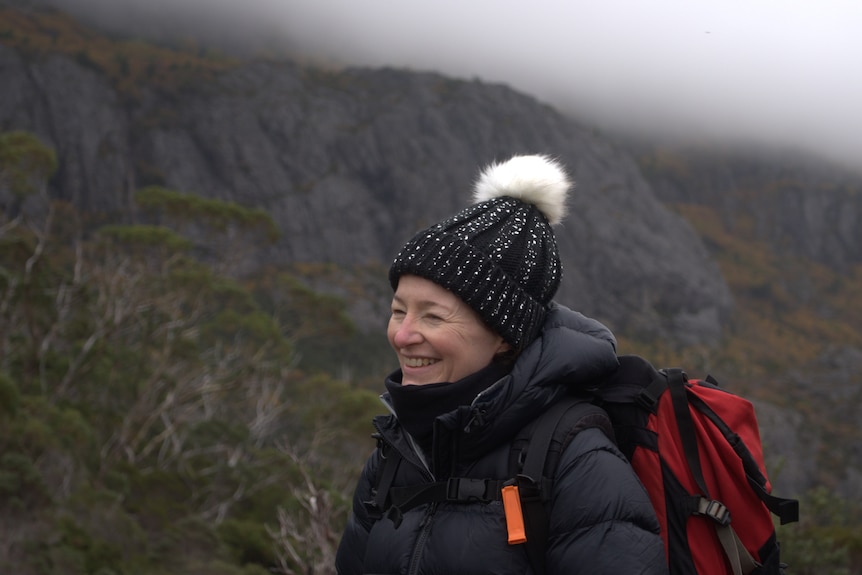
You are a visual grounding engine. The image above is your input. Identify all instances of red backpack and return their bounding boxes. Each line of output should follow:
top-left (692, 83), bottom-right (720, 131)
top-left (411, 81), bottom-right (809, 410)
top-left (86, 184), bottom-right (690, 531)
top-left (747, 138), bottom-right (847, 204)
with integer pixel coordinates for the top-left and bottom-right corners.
top-left (515, 354), bottom-right (799, 575)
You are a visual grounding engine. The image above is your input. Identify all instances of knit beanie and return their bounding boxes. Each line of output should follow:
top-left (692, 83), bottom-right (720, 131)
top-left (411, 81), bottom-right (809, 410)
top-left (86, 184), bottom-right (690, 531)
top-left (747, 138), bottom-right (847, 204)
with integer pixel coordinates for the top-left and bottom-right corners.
top-left (389, 154), bottom-right (571, 351)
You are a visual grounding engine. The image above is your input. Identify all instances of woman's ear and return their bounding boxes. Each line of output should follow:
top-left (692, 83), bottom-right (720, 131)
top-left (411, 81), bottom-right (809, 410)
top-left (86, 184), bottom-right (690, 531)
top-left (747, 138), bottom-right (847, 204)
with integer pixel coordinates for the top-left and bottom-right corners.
top-left (493, 342), bottom-right (518, 366)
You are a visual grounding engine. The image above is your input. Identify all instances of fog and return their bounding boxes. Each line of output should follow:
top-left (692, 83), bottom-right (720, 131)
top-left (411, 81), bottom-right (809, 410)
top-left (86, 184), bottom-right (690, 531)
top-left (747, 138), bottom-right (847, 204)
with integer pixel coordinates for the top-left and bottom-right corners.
top-left (41, 0), bottom-right (862, 170)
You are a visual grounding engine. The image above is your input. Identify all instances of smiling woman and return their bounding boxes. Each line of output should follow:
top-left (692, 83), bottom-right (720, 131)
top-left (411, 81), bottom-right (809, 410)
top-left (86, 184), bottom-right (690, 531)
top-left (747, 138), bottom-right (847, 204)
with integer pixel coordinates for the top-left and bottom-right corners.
top-left (335, 154), bottom-right (668, 575)
top-left (388, 275), bottom-right (509, 385)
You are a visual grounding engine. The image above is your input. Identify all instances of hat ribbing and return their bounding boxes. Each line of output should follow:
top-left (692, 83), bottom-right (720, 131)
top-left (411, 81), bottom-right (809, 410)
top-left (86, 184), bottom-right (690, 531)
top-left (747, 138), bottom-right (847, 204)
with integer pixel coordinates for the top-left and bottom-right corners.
top-left (389, 154), bottom-right (571, 351)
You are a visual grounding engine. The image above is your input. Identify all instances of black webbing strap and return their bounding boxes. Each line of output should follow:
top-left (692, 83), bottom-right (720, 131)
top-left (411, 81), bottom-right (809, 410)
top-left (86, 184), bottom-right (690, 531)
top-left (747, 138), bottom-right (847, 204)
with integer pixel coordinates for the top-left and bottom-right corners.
top-left (517, 400), bottom-right (575, 575)
top-left (684, 391), bottom-right (800, 525)
top-left (373, 444), bottom-right (401, 512)
top-left (667, 368), bottom-right (710, 497)
top-left (637, 370), bottom-right (669, 413)
top-left (521, 400), bottom-right (579, 482)
top-left (372, 449), bottom-right (507, 527)
top-left (746, 476), bottom-right (799, 525)
top-left (388, 477), bottom-right (505, 510)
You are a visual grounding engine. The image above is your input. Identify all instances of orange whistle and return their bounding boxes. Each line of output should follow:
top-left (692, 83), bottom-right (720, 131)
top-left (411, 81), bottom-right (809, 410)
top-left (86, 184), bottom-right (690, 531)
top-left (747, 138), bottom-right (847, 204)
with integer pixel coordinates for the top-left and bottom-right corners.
top-left (502, 485), bottom-right (527, 544)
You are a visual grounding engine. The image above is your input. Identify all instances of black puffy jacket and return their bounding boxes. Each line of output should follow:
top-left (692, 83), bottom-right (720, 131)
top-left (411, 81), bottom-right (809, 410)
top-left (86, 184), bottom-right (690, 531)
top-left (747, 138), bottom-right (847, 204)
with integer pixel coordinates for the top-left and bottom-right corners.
top-left (336, 304), bottom-right (668, 575)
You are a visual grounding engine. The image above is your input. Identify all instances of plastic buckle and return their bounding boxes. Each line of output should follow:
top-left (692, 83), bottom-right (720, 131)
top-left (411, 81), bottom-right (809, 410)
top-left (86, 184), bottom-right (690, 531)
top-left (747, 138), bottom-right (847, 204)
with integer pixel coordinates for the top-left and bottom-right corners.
top-left (514, 474), bottom-right (543, 503)
top-left (447, 478), bottom-right (490, 502)
top-left (698, 498), bottom-right (731, 526)
top-left (362, 498), bottom-right (383, 520)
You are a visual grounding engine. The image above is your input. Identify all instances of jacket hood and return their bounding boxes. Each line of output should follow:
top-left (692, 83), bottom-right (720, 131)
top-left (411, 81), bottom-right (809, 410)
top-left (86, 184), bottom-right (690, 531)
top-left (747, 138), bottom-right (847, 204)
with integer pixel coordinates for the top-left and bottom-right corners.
top-left (434, 302), bottom-right (618, 465)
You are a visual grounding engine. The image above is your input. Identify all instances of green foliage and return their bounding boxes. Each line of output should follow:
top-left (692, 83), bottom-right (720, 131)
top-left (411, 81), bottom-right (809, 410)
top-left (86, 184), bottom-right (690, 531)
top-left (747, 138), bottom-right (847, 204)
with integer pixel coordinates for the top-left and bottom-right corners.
top-left (248, 266), bottom-right (396, 385)
top-left (200, 308), bottom-right (282, 347)
top-left (51, 513), bottom-right (127, 575)
top-left (0, 130), bottom-right (57, 198)
top-left (217, 519), bottom-right (277, 567)
top-left (134, 186), bottom-right (280, 242)
top-left (96, 224), bottom-right (193, 252)
top-left (777, 486), bottom-right (862, 575)
top-left (0, 452), bottom-right (51, 510)
top-left (0, 372), bottom-right (20, 415)
top-left (0, 129), bottom-right (372, 574)
top-left (252, 269), bottom-right (354, 338)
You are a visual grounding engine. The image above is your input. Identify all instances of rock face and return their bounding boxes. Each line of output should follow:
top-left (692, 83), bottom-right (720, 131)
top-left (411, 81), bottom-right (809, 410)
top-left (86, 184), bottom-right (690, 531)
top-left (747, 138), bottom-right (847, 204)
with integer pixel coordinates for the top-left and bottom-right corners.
top-left (0, 46), bottom-right (136, 212)
top-left (2, 44), bottom-right (734, 343)
top-left (643, 148), bottom-right (862, 272)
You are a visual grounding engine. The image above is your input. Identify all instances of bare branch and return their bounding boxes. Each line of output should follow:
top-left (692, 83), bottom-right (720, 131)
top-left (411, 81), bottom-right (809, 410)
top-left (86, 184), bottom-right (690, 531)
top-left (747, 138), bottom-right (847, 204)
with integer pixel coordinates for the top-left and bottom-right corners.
top-left (267, 443), bottom-right (347, 575)
top-left (0, 212), bottom-right (22, 237)
top-left (23, 197), bottom-right (54, 282)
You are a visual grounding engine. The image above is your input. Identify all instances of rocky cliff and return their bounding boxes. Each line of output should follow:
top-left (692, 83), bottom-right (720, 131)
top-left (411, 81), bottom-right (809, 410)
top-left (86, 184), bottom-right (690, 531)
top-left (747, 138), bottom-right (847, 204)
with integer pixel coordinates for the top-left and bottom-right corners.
top-left (0, 42), bottom-right (733, 344)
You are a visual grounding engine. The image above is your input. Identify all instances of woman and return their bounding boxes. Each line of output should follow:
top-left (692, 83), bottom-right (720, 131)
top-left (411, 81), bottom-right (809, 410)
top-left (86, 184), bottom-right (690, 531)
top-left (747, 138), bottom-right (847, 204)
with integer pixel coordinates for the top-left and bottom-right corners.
top-left (336, 155), bottom-right (667, 574)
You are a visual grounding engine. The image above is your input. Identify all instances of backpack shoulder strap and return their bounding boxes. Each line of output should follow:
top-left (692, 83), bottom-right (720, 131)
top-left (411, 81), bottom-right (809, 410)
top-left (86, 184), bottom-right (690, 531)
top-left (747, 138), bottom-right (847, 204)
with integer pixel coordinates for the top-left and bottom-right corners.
top-left (519, 397), bottom-right (612, 480)
top-left (364, 433), bottom-right (402, 521)
top-left (516, 396), bottom-right (615, 575)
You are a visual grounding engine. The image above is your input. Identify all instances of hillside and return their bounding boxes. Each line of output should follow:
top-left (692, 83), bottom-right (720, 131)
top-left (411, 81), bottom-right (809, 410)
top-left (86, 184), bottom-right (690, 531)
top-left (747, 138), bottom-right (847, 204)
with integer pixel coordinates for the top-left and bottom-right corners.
top-left (2, 4), bottom-right (862, 574)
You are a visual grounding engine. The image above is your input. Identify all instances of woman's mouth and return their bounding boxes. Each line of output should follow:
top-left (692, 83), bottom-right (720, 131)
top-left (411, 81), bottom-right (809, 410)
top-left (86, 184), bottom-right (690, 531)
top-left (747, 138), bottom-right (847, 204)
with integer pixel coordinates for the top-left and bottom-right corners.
top-left (403, 357), bottom-right (439, 368)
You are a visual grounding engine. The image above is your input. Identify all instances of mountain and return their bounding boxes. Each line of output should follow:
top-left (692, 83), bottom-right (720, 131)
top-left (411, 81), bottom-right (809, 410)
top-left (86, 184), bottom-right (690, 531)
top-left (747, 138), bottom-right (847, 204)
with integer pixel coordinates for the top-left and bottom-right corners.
top-left (2, 3), bottom-right (861, 503)
top-left (0, 5), bottom-right (733, 348)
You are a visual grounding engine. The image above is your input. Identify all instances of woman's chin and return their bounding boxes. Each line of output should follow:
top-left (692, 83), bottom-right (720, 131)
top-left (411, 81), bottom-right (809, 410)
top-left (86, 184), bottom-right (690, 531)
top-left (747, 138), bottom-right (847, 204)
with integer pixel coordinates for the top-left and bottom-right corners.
top-left (401, 365), bottom-right (443, 386)
top-left (402, 375), bottom-right (433, 386)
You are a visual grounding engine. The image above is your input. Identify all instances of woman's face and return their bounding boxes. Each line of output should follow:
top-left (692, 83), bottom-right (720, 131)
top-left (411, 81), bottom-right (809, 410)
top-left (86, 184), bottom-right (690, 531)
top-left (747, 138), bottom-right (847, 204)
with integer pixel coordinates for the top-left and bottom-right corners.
top-left (388, 275), bottom-right (510, 386)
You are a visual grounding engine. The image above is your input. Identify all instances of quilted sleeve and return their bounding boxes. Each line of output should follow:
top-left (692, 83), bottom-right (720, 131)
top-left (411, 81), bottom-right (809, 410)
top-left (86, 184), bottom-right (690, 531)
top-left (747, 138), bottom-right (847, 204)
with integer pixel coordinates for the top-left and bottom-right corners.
top-left (545, 428), bottom-right (668, 575)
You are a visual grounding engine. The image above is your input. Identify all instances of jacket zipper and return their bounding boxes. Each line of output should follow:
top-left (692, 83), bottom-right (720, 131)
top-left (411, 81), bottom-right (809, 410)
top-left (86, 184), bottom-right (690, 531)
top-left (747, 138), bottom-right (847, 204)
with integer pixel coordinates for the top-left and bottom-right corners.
top-left (463, 375), bottom-right (505, 433)
top-left (375, 396), bottom-right (439, 574)
top-left (407, 502), bottom-right (438, 575)
top-left (378, 394), bottom-right (434, 476)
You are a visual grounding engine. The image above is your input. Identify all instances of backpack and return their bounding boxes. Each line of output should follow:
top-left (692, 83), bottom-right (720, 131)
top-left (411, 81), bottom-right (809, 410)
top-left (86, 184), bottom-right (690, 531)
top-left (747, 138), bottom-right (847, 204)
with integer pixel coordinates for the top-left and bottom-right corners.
top-left (367, 354), bottom-right (799, 575)
top-left (517, 354), bottom-right (799, 575)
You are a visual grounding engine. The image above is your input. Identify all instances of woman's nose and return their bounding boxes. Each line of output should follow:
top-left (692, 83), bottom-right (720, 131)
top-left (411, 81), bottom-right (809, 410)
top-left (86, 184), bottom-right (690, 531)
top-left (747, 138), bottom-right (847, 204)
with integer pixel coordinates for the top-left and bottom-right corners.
top-left (392, 316), bottom-right (423, 347)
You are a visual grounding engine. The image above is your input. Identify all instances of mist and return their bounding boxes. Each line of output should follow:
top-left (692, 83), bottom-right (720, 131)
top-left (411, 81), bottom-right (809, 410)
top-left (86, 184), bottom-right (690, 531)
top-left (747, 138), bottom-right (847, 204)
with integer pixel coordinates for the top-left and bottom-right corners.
top-left (37, 0), bottom-right (862, 171)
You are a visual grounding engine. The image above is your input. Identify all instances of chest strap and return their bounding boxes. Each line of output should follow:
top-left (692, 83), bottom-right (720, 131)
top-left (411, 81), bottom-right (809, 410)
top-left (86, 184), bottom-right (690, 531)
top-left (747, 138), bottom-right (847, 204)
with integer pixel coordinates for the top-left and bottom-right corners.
top-left (384, 477), bottom-right (507, 526)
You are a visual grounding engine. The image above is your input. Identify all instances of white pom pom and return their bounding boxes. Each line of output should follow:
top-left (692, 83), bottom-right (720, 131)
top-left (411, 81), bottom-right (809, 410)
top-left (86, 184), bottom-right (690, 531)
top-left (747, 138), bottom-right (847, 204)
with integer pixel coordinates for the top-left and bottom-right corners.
top-left (472, 154), bottom-right (571, 225)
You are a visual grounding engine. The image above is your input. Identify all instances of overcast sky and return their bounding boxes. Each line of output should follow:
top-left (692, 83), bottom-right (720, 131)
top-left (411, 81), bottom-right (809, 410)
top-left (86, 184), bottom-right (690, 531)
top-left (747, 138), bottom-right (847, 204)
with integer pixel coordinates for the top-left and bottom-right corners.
top-left (50, 0), bottom-right (862, 170)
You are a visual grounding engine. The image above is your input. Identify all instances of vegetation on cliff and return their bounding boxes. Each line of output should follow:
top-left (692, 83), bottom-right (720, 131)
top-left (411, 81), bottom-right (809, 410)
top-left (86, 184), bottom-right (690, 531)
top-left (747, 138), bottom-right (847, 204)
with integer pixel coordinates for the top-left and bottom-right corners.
top-left (0, 131), bottom-right (383, 574)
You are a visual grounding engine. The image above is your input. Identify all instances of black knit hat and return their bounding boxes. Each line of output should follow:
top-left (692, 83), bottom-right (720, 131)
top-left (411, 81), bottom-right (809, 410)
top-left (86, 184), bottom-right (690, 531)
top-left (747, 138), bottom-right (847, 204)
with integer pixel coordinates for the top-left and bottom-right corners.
top-left (389, 154), bottom-right (571, 351)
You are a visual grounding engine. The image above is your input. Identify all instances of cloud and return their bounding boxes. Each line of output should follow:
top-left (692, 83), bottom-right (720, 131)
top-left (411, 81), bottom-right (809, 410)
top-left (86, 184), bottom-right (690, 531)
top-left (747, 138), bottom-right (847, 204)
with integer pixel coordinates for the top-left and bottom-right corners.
top-left (41, 0), bottom-right (862, 170)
